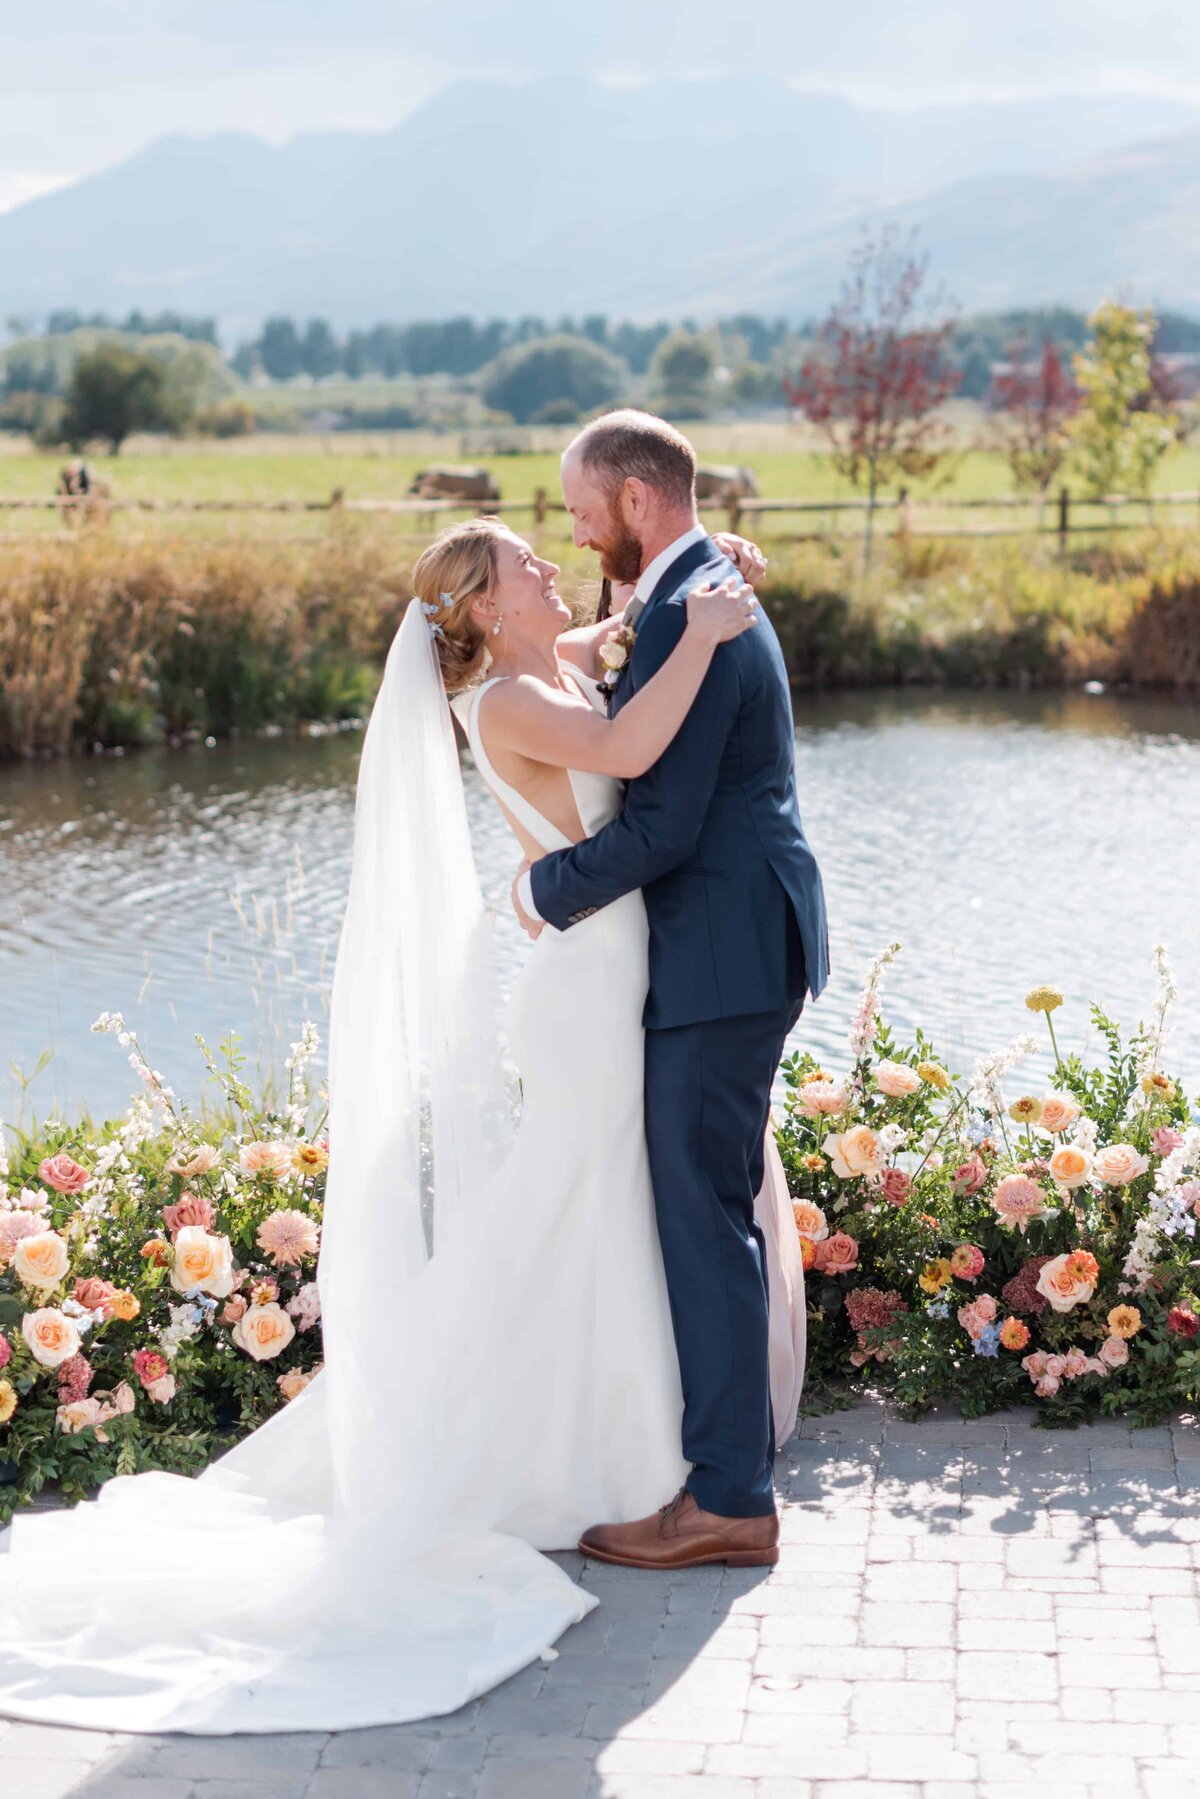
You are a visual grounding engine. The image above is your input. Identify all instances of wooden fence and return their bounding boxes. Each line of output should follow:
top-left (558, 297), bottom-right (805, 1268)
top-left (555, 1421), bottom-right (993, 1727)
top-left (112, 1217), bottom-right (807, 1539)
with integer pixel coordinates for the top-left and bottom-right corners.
top-left (2, 485), bottom-right (1198, 544)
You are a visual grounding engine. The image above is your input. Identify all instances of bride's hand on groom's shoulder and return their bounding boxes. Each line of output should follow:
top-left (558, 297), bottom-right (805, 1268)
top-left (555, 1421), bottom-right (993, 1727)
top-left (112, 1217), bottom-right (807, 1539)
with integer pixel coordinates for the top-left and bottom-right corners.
top-left (512, 860), bottom-right (544, 941)
top-left (712, 532), bottom-right (767, 587)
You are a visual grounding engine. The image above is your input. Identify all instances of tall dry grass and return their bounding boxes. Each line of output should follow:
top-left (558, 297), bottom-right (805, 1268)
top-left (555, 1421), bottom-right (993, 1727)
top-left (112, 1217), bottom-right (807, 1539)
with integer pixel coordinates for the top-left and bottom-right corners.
top-left (1, 524), bottom-right (1197, 759)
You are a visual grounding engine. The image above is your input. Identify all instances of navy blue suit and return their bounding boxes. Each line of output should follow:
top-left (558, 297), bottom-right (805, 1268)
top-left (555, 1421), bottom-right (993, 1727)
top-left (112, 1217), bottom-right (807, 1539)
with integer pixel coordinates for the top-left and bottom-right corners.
top-left (531, 536), bottom-right (829, 1516)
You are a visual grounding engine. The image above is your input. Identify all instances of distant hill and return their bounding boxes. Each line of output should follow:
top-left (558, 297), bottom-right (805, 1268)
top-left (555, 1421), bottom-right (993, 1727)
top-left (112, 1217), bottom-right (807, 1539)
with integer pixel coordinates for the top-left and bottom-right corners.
top-left (0, 79), bottom-right (1198, 331)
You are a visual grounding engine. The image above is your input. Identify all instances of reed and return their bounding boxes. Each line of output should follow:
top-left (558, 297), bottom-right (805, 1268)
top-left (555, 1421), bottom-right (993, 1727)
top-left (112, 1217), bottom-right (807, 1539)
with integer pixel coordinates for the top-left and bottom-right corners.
top-left (2, 524), bottom-right (1198, 759)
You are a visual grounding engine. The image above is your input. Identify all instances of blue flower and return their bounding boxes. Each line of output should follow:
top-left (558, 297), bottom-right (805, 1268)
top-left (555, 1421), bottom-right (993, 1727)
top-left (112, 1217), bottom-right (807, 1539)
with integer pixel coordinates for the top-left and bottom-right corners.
top-left (926, 1300), bottom-right (950, 1320)
top-left (973, 1323), bottom-right (1000, 1357)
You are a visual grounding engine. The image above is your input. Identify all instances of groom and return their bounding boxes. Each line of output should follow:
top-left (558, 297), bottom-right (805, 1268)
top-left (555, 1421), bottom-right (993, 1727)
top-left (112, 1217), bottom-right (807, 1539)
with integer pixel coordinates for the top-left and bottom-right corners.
top-left (515, 410), bottom-right (828, 1567)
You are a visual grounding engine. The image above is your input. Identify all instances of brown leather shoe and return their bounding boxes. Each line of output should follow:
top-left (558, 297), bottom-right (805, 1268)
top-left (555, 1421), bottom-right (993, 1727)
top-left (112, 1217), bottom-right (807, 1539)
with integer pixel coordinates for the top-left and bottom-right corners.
top-left (578, 1489), bottom-right (779, 1570)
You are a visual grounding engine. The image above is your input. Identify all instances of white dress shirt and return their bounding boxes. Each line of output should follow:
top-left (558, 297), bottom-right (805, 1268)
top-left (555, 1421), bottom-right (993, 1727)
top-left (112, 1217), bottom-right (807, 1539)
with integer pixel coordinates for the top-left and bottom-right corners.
top-left (517, 524), bottom-right (709, 926)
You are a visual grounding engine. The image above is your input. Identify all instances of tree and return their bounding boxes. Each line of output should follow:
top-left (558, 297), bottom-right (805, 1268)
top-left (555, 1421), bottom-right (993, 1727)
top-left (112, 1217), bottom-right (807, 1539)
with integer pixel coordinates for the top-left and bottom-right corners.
top-left (990, 339), bottom-right (1080, 496)
top-left (300, 318), bottom-right (340, 379)
top-left (258, 317), bottom-right (304, 381)
top-left (649, 331), bottom-right (716, 417)
top-left (60, 342), bottom-right (179, 453)
top-left (1067, 302), bottom-right (1179, 501)
top-left (481, 335), bottom-right (626, 425)
top-left (784, 228), bottom-right (960, 562)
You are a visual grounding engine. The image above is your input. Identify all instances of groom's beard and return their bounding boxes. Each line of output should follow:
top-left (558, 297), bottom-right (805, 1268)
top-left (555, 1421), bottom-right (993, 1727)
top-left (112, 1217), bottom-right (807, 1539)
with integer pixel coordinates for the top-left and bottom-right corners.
top-left (595, 514), bottom-right (643, 586)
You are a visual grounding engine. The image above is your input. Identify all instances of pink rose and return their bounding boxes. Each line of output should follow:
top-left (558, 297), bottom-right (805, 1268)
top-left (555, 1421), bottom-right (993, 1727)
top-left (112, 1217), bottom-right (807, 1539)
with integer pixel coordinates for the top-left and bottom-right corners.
top-left (73, 1277), bottom-right (118, 1320)
top-left (952, 1155), bottom-right (988, 1197)
top-left (109, 1380), bottom-right (136, 1415)
top-left (166, 1144), bottom-right (221, 1178)
top-left (1098, 1335), bottom-right (1129, 1368)
top-left (1022, 1350), bottom-right (1049, 1379)
top-left (221, 1295), bottom-right (248, 1325)
top-left (0, 1333), bottom-right (9, 1371)
top-left (38, 1153), bottom-right (91, 1194)
top-left (162, 1191), bottom-right (216, 1237)
top-left (1063, 1348), bottom-right (1089, 1379)
top-left (1084, 1356), bottom-right (1109, 1376)
top-left (1034, 1376), bottom-right (1061, 1397)
top-left (1152, 1126), bottom-right (1184, 1157)
top-left (812, 1232), bottom-right (859, 1276)
top-left (874, 1060), bottom-right (922, 1099)
top-left (1044, 1354), bottom-right (1067, 1380)
top-left (880, 1168), bottom-right (911, 1206)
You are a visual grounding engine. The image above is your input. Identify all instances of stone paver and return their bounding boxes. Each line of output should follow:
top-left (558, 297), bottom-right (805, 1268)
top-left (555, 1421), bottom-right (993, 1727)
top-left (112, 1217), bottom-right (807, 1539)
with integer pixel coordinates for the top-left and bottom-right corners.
top-left (7, 1400), bottom-right (1199, 1798)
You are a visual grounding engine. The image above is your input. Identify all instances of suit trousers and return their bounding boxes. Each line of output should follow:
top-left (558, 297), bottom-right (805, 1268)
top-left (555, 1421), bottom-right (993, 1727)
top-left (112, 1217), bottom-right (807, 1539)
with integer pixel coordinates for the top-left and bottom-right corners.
top-left (644, 924), bottom-right (806, 1518)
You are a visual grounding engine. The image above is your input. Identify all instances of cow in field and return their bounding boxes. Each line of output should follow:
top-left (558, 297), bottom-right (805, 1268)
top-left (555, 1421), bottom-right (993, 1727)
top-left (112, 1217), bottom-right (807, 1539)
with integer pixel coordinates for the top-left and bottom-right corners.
top-left (694, 463), bottom-right (759, 504)
top-left (408, 464), bottom-right (501, 503)
top-left (56, 460), bottom-right (111, 526)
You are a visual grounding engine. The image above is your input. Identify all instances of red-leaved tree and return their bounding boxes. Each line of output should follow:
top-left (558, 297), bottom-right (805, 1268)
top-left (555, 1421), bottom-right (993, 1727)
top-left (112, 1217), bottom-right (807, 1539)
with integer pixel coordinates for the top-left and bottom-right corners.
top-left (990, 338), bottom-right (1080, 496)
top-left (785, 228), bottom-right (960, 562)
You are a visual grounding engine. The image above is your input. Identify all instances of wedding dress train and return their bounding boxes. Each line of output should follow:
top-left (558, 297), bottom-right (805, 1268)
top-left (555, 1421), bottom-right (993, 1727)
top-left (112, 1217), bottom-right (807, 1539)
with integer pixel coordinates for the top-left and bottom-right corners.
top-left (0, 612), bottom-right (804, 1733)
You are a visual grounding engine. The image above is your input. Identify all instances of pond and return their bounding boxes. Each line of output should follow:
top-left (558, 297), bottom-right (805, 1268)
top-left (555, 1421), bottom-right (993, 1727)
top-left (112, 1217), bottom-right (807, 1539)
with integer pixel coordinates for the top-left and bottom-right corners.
top-left (2, 687), bottom-right (1198, 1129)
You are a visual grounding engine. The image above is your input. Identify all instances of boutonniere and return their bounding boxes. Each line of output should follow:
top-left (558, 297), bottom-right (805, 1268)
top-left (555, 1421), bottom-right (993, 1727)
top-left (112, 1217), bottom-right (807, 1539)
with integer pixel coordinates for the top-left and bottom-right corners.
top-left (596, 619), bottom-right (637, 700)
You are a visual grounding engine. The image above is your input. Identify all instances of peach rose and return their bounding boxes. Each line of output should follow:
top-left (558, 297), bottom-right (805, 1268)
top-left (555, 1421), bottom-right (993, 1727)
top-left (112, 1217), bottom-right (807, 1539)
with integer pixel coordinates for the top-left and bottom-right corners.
top-left (38, 1153), bottom-right (90, 1194)
top-left (231, 1301), bottom-right (296, 1362)
top-left (1098, 1335), bottom-right (1129, 1368)
top-left (812, 1232), bottom-right (859, 1276)
top-left (1022, 1350), bottom-right (1049, 1379)
top-left (108, 1380), bottom-right (136, 1415)
top-left (1038, 1094), bottom-right (1079, 1135)
top-left (792, 1200), bottom-right (829, 1242)
top-left (1048, 1144), bottom-right (1092, 1189)
top-left (874, 1060), bottom-right (921, 1099)
top-left (277, 1369), bottom-right (314, 1401)
top-left (826, 1125), bottom-right (885, 1181)
top-left (169, 1225), bottom-right (235, 1298)
top-left (1044, 1354), bottom-right (1067, 1380)
top-left (1035, 1252), bottom-right (1097, 1313)
top-left (238, 1140), bottom-right (292, 1181)
top-left (56, 1397), bottom-right (111, 1439)
top-left (1063, 1348), bottom-right (1089, 1379)
top-left (795, 1081), bottom-right (849, 1120)
top-left (1034, 1375), bottom-right (1061, 1397)
top-left (166, 1144), bottom-right (221, 1178)
top-left (1092, 1144), bottom-right (1150, 1187)
top-left (22, 1307), bottom-right (82, 1368)
top-left (146, 1373), bottom-right (177, 1404)
top-left (13, 1230), bottom-right (71, 1291)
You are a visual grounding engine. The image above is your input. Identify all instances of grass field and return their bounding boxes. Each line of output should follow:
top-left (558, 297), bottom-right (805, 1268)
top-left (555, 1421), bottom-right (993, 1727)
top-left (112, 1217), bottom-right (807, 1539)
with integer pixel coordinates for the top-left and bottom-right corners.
top-left (3, 419), bottom-right (1200, 514)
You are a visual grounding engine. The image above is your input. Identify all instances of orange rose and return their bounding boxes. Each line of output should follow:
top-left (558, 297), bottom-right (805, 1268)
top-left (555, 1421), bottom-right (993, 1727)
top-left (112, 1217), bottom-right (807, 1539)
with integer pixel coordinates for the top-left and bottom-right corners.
top-left (1038, 1094), bottom-right (1078, 1135)
top-left (13, 1230), bottom-right (71, 1292)
top-left (1048, 1145), bottom-right (1091, 1189)
top-left (812, 1232), bottom-right (859, 1276)
top-left (792, 1200), bottom-right (829, 1242)
top-left (826, 1125), bottom-right (884, 1181)
top-left (231, 1301), bottom-right (296, 1362)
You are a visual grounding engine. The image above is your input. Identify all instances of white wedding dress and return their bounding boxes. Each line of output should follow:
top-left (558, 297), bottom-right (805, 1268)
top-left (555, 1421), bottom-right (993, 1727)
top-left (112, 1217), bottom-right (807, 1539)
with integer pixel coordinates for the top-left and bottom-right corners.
top-left (0, 609), bottom-right (804, 1735)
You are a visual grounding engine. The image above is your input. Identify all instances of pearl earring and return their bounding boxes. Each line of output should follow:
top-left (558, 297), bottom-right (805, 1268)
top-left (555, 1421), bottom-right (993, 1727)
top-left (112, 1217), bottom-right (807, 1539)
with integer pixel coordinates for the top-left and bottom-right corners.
top-left (492, 616), bottom-right (503, 637)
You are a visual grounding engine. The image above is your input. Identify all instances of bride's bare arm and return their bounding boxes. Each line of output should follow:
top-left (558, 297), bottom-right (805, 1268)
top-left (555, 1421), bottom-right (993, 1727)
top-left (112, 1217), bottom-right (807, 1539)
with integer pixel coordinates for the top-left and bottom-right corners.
top-left (559, 534), bottom-right (766, 677)
top-left (480, 577), bottom-right (758, 781)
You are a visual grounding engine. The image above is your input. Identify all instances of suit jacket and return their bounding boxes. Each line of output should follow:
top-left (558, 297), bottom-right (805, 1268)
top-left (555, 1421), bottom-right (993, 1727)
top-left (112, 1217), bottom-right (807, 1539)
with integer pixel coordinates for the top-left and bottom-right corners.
top-left (530, 536), bottom-right (830, 1029)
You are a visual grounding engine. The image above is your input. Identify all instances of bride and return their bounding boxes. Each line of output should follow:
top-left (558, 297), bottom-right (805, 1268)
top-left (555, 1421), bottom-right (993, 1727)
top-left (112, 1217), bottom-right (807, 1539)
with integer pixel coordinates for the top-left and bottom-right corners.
top-left (0, 519), bottom-right (805, 1735)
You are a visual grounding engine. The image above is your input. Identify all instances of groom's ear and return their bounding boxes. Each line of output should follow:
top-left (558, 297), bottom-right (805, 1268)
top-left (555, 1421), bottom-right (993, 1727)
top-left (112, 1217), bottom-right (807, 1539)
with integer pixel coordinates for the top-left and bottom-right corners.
top-left (622, 476), bottom-right (651, 524)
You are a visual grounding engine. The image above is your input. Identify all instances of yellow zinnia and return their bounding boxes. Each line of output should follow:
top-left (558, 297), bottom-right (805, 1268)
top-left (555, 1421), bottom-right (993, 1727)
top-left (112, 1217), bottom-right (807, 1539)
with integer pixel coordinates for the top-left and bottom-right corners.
top-left (1009, 1096), bottom-right (1043, 1124)
top-left (1140, 1072), bottom-right (1175, 1099)
top-left (1025, 985), bottom-right (1065, 1014)
top-left (1107, 1305), bottom-right (1142, 1339)
top-left (917, 1062), bottom-right (951, 1091)
top-left (0, 1380), bottom-right (17, 1425)
top-left (918, 1258), bottom-right (953, 1295)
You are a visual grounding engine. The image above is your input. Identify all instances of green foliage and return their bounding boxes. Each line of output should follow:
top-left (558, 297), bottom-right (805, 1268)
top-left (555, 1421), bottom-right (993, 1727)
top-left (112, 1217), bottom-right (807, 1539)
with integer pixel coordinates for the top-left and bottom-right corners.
top-left (480, 334), bottom-right (627, 425)
top-left (61, 342), bottom-right (184, 453)
top-left (649, 330), bottom-right (717, 416)
top-left (1068, 302), bottom-right (1179, 499)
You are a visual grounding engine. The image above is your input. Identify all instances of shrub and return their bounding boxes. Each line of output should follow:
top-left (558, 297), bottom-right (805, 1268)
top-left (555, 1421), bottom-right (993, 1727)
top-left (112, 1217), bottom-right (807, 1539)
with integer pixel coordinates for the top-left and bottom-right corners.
top-left (481, 335), bottom-right (627, 425)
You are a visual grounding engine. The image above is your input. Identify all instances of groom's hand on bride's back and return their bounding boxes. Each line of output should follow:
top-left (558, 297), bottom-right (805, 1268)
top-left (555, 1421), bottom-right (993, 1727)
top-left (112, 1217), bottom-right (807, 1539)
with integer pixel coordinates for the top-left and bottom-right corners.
top-left (512, 860), bottom-right (544, 940)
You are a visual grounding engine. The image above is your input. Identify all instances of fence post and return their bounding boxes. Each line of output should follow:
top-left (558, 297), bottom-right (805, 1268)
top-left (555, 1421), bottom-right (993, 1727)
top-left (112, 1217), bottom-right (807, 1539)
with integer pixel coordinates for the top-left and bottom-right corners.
top-left (727, 494), bottom-right (742, 533)
top-left (329, 486), bottom-right (344, 516)
top-left (896, 486), bottom-right (912, 543)
top-left (534, 486), bottom-right (547, 526)
top-left (1058, 486), bottom-right (1070, 554)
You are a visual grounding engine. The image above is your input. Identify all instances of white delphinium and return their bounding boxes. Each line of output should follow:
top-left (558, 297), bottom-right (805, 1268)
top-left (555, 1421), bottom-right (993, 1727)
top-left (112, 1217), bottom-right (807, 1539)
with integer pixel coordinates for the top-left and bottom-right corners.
top-left (157, 1303), bottom-right (205, 1360)
top-left (284, 1022), bottom-right (321, 1131)
top-left (1073, 1114), bottom-right (1099, 1156)
top-left (1119, 1125), bottom-right (1200, 1289)
top-left (1127, 944), bottom-right (1179, 1122)
top-left (847, 943), bottom-right (901, 1091)
top-left (970, 1035), bottom-right (1039, 1120)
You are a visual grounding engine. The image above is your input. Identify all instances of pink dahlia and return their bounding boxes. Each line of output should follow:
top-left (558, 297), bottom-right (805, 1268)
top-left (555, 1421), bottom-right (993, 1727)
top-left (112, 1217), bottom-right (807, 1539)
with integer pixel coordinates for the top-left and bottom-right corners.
top-left (255, 1208), bottom-right (320, 1268)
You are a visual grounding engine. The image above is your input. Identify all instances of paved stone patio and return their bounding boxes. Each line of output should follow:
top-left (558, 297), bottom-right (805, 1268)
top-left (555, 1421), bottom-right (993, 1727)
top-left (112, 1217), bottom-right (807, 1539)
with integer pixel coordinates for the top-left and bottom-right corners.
top-left (3, 1398), bottom-right (1199, 1799)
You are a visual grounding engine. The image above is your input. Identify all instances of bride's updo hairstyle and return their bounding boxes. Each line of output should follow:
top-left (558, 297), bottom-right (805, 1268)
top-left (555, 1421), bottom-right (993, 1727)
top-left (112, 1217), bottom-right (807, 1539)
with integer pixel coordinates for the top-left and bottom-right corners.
top-left (412, 517), bottom-right (509, 695)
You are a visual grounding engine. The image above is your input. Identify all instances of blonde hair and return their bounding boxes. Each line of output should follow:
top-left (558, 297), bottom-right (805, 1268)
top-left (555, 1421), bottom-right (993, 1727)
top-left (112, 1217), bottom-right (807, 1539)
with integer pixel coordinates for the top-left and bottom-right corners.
top-left (412, 517), bottom-right (509, 695)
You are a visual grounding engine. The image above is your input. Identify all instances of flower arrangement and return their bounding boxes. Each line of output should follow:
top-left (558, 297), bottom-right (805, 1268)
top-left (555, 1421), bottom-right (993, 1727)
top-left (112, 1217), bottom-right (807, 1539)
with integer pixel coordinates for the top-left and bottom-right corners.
top-left (775, 945), bottom-right (1200, 1426)
top-left (0, 1018), bottom-right (326, 1521)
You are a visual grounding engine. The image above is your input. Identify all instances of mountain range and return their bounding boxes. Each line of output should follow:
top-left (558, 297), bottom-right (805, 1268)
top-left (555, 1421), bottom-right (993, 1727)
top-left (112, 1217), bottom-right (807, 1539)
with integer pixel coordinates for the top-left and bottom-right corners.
top-left (2, 78), bottom-right (1198, 333)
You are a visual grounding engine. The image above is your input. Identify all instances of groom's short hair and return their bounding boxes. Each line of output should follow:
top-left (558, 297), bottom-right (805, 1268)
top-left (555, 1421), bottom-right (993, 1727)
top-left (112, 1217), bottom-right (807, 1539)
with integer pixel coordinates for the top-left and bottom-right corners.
top-left (568, 409), bottom-right (696, 510)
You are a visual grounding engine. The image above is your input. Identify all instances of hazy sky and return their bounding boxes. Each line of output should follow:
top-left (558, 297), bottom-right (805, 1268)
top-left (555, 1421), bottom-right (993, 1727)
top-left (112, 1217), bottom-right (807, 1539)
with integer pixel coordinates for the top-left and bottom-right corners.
top-left (5, 1), bottom-right (1200, 212)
